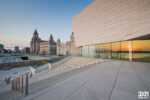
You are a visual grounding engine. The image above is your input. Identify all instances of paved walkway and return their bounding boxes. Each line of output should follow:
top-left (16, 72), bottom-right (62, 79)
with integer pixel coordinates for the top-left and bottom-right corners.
top-left (21, 60), bottom-right (150, 100)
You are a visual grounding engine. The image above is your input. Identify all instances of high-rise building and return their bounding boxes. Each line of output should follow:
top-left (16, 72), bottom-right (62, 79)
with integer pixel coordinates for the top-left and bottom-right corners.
top-left (0, 44), bottom-right (4, 53)
top-left (14, 46), bottom-right (19, 53)
top-left (72, 0), bottom-right (150, 62)
top-left (22, 47), bottom-right (30, 54)
top-left (0, 44), bottom-right (4, 51)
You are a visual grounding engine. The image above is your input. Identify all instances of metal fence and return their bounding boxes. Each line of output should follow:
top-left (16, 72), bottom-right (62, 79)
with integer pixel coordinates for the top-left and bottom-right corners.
top-left (11, 72), bottom-right (30, 95)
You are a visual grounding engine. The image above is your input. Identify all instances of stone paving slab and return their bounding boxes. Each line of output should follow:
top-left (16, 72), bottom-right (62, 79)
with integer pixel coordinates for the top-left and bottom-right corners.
top-left (21, 60), bottom-right (150, 100)
top-left (21, 62), bottom-right (107, 100)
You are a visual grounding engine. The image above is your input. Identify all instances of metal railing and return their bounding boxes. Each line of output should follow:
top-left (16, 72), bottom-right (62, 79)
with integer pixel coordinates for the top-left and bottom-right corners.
top-left (11, 72), bottom-right (30, 95)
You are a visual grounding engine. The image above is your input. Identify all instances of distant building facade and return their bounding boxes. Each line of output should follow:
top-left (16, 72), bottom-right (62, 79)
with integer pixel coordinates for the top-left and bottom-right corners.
top-left (39, 34), bottom-right (56, 55)
top-left (30, 29), bottom-right (56, 55)
top-left (0, 44), bottom-right (4, 53)
top-left (14, 46), bottom-right (19, 53)
top-left (22, 47), bottom-right (30, 54)
top-left (0, 44), bottom-right (4, 50)
top-left (57, 32), bottom-right (82, 56)
top-left (30, 30), bottom-right (41, 54)
top-left (7, 49), bottom-right (12, 54)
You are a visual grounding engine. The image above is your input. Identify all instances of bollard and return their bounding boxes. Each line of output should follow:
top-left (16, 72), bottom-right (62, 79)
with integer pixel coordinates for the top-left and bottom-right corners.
top-left (25, 74), bottom-right (28, 95)
top-left (21, 76), bottom-right (24, 93)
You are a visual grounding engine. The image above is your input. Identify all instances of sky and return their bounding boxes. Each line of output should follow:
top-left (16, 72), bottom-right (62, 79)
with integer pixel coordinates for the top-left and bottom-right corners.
top-left (0, 0), bottom-right (94, 50)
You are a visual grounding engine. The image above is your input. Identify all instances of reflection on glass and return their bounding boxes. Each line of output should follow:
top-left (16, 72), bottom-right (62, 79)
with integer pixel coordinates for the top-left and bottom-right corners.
top-left (95, 45), bottom-right (100, 58)
top-left (112, 42), bottom-right (121, 59)
top-left (95, 44), bottom-right (104, 58)
top-left (132, 40), bottom-right (150, 62)
top-left (120, 41), bottom-right (130, 60)
top-left (81, 40), bottom-right (150, 62)
top-left (88, 45), bottom-right (96, 58)
top-left (82, 46), bottom-right (89, 57)
top-left (103, 43), bottom-right (111, 59)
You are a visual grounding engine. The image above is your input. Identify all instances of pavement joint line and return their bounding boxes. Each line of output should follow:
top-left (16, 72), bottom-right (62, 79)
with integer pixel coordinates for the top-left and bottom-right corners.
top-left (62, 62), bottom-right (109, 100)
top-left (26, 63), bottom-right (98, 100)
top-left (132, 62), bottom-right (149, 91)
top-left (108, 61), bottom-right (122, 100)
top-left (3, 58), bottom-right (104, 100)
top-left (31, 61), bottom-right (102, 100)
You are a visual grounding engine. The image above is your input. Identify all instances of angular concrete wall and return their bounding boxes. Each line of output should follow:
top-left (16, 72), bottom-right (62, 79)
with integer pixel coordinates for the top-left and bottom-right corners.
top-left (72, 0), bottom-right (150, 46)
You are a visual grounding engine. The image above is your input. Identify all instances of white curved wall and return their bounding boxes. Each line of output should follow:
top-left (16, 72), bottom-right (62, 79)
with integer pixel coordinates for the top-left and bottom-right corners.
top-left (72, 0), bottom-right (150, 46)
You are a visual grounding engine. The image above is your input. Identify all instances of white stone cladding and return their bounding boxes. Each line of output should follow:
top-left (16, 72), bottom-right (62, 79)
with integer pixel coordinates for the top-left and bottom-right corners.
top-left (72, 0), bottom-right (150, 46)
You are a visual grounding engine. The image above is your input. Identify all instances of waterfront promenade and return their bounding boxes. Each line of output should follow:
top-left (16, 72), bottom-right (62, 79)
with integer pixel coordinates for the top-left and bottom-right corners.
top-left (22, 60), bottom-right (150, 100)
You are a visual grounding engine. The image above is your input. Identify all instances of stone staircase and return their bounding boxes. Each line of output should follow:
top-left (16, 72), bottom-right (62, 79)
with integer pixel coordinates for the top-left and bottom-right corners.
top-left (0, 90), bottom-right (24, 100)
top-left (50, 57), bottom-right (102, 73)
top-left (0, 57), bottom-right (103, 100)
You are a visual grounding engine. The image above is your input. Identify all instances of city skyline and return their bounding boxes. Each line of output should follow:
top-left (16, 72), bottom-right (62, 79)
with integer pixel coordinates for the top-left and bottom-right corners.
top-left (0, 0), bottom-right (94, 50)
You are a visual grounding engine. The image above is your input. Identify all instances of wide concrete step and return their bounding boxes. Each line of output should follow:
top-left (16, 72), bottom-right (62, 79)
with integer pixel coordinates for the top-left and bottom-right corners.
top-left (0, 90), bottom-right (24, 100)
top-left (25, 64), bottom-right (94, 97)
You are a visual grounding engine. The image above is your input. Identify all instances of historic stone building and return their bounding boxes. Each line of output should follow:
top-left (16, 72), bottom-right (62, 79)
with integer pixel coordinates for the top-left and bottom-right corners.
top-left (30, 29), bottom-right (56, 55)
top-left (39, 34), bottom-right (56, 55)
top-left (30, 30), bottom-right (41, 54)
top-left (56, 32), bottom-right (82, 56)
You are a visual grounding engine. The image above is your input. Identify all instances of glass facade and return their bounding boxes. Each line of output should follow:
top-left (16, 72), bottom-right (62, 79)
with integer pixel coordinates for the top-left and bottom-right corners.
top-left (132, 40), bottom-right (150, 62)
top-left (103, 43), bottom-right (111, 59)
top-left (82, 40), bottom-right (150, 62)
top-left (111, 42), bottom-right (121, 59)
top-left (82, 46), bottom-right (89, 57)
top-left (120, 41), bottom-right (130, 60)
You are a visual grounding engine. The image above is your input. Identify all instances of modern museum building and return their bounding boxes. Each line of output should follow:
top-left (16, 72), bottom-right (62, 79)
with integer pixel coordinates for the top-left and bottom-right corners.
top-left (72, 0), bottom-right (150, 62)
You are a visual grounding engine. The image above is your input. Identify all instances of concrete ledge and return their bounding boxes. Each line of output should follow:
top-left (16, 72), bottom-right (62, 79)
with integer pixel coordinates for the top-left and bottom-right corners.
top-left (31, 63), bottom-right (51, 75)
top-left (0, 59), bottom-right (50, 70)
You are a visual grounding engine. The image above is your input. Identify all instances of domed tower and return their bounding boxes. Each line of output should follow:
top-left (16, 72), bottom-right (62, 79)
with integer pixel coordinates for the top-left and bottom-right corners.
top-left (48, 34), bottom-right (56, 55)
top-left (70, 32), bottom-right (75, 42)
top-left (57, 38), bottom-right (61, 45)
top-left (30, 29), bottom-right (41, 54)
top-left (49, 34), bottom-right (54, 43)
top-left (56, 38), bottom-right (61, 56)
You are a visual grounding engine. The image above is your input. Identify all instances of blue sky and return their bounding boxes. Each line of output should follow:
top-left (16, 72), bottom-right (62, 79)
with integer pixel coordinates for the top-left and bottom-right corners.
top-left (0, 0), bottom-right (93, 50)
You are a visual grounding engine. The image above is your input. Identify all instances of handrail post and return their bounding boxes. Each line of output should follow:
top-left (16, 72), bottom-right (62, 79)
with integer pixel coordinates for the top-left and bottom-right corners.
top-left (11, 79), bottom-right (14, 90)
top-left (21, 75), bottom-right (23, 93)
top-left (13, 79), bottom-right (15, 90)
top-left (16, 78), bottom-right (17, 91)
top-left (18, 76), bottom-right (20, 91)
top-left (25, 74), bottom-right (28, 95)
